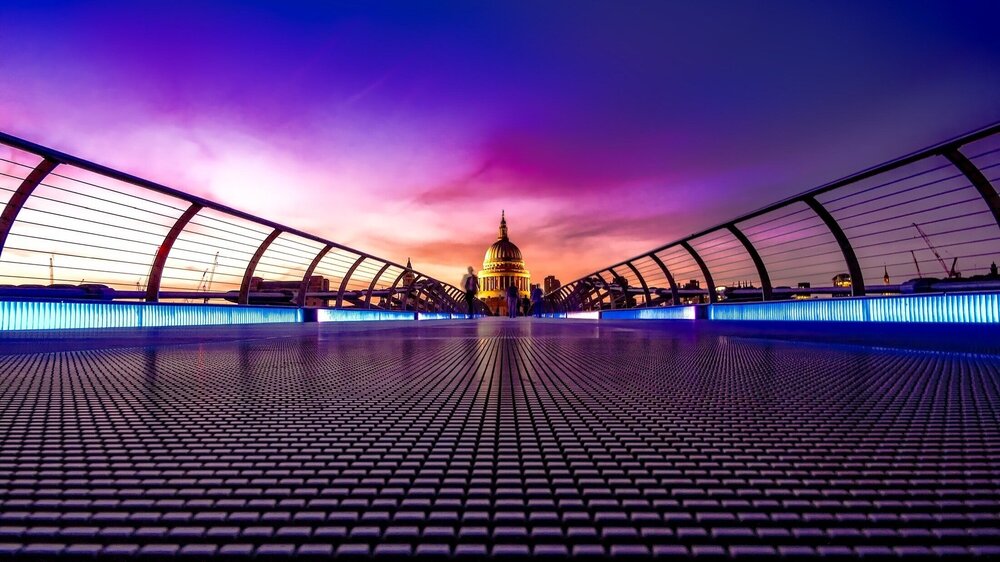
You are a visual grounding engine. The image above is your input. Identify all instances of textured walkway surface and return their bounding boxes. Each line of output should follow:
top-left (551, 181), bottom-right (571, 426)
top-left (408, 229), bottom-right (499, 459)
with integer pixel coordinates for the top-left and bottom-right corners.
top-left (0, 319), bottom-right (998, 559)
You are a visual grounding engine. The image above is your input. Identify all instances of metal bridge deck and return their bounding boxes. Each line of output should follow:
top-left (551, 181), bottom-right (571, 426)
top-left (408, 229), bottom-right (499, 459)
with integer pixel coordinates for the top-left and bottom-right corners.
top-left (0, 319), bottom-right (998, 559)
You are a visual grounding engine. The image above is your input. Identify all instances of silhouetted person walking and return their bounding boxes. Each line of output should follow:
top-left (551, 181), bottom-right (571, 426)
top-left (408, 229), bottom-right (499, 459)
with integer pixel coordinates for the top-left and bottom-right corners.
top-left (531, 286), bottom-right (544, 317)
top-left (506, 284), bottom-right (519, 318)
top-left (461, 266), bottom-right (479, 318)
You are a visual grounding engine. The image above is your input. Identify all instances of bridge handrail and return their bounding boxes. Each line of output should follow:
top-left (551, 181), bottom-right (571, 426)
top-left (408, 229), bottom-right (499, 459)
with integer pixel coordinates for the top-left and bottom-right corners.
top-left (551, 121), bottom-right (1000, 312)
top-left (0, 131), bottom-right (485, 313)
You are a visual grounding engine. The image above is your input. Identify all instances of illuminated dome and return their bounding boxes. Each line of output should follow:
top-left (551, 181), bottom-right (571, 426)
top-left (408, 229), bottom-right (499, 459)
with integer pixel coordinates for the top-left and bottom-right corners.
top-left (483, 211), bottom-right (525, 270)
top-left (477, 211), bottom-right (530, 315)
top-left (485, 238), bottom-right (522, 265)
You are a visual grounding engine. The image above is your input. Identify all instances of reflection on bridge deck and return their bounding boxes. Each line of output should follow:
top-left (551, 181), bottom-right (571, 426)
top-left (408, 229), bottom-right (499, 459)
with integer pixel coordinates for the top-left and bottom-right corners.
top-left (0, 319), bottom-right (997, 558)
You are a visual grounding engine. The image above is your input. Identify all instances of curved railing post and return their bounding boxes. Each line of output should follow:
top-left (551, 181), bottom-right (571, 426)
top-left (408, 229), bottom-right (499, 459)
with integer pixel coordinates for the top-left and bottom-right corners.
top-left (586, 272), bottom-right (613, 310)
top-left (365, 262), bottom-right (392, 309)
top-left (429, 283), bottom-right (452, 312)
top-left (598, 271), bottom-right (618, 309)
top-left (412, 281), bottom-right (433, 312)
top-left (648, 254), bottom-right (679, 306)
top-left (562, 285), bottom-right (578, 312)
top-left (608, 268), bottom-right (625, 309)
top-left (727, 224), bottom-right (772, 301)
top-left (568, 282), bottom-right (588, 311)
top-left (0, 132), bottom-right (486, 303)
top-left (424, 284), bottom-right (444, 312)
top-left (0, 158), bottom-right (59, 261)
top-left (239, 228), bottom-right (282, 305)
top-left (444, 286), bottom-right (464, 312)
top-left (578, 279), bottom-right (600, 311)
top-left (146, 203), bottom-right (202, 302)
top-left (803, 196), bottom-right (865, 296)
top-left (624, 261), bottom-right (651, 307)
top-left (418, 281), bottom-right (439, 312)
top-left (551, 285), bottom-right (568, 312)
top-left (335, 255), bottom-right (366, 308)
top-left (557, 285), bottom-right (572, 312)
top-left (680, 241), bottom-right (717, 303)
top-left (944, 148), bottom-right (1000, 231)
top-left (384, 268), bottom-right (412, 310)
top-left (296, 244), bottom-right (333, 307)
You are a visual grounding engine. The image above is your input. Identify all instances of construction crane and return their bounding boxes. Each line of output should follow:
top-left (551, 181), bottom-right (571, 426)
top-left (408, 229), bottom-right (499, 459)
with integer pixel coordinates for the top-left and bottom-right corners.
top-left (913, 223), bottom-right (959, 278)
top-left (199, 252), bottom-right (220, 302)
top-left (910, 250), bottom-right (923, 279)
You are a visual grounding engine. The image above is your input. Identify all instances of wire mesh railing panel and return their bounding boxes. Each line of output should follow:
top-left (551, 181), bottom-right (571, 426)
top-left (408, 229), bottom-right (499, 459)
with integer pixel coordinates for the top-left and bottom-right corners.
top-left (371, 264), bottom-right (405, 309)
top-left (630, 255), bottom-right (671, 305)
top-left (339, 258), bottom-right (388, 307)
top-left (160, 208), bottom-right (272, 299)
top-left (309, 247), bottom-right (366, 306)
top-left (0, 131), bottom-right (468, 312)
top-left (562, 281), bottom-right (585, 310)
top-left (654, 246), bottom-right (708, 304)
top-left (963, 134), bottom-right (1000, 270)
top-left (0, 149), bottom-right (45, 288)
top-left (607, 264), bottom-right (645, 307)
top-left (251, 233), bottom-right (326, 284)
top-left (344, 259), bottom-right (382, 293)
top-left (585, 271), bottom-right (613, 309)
top-left (964, 135), bottom-right (1000, 180)
top-left (818, 155), bottom-right (1000, 287)
top-left (553, 124), bottom-right (1000, 311)
top-left (2, 164), bottom-right (186, 292)
top-left (0, 149), bottom-right (43, 211)
top-left (687, 229), bottom-right (760, 298)
top-left (737, 202), bottom-right (846, 292)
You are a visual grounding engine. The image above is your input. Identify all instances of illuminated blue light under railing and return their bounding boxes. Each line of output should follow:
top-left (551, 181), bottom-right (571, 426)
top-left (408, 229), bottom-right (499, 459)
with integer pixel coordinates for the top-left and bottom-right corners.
top-left (566, 311), bottom-right (601, 320)
top-left (708, 292), bottom-right (1000, 323)
top-left (417, 312), bottom-right (484, 320)
top-left (0, 299), bottom-right (302, 331)
top-left (316, 309), bottom-right (417, 322)
top-left (601, 306), bottom-right (697, 320)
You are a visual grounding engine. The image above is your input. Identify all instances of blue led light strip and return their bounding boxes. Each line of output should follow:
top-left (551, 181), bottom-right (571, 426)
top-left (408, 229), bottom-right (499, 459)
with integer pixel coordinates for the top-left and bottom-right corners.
top-left (317, 309), bottom-right (417, 322)
top-left (708, 292), bottom-right (1000, 323)
top-left (601, 307), bottom-right (697, 320)
top-left (417, 313), bottom-right (485, 320)
top-left (0, 300), bottom-right (302, 331)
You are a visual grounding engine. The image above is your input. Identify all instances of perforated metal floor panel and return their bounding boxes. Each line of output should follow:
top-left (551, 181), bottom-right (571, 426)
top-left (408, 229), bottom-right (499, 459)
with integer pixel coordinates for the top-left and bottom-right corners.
top-left (0, 319), bottom-right (998, 559)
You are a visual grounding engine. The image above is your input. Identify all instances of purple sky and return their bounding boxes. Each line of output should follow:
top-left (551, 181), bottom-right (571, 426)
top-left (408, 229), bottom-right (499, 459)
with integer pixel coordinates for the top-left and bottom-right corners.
top-left (1, 0), bottom-right (999, 285)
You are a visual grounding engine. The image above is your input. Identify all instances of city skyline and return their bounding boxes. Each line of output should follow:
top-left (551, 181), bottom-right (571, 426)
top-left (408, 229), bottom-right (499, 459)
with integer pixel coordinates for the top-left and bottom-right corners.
top-left (2, 1), bottom-right (999, 285)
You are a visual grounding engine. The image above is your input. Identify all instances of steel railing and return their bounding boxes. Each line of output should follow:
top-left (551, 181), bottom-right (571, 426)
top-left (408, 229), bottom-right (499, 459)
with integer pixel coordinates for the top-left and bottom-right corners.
top-left (550, 122), bottom-right (1000, 312)
top-left (0, 131), bottom-right (489, 314)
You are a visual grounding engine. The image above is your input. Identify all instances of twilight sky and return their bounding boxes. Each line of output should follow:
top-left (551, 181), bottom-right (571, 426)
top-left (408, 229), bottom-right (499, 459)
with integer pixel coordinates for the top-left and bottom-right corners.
top-left (1, 0), bottom-right (999, 285)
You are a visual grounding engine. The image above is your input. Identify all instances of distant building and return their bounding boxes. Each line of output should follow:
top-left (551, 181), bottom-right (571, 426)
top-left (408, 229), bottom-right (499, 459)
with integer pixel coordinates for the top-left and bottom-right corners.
top-left (832, 273), bottom-right (852, 298)
top-left (400, 258), bottom-right (416, 288)
top-left (544, 275), bottom-right (561, 294)
top-left (477, 212), bottom-right (530, 316)
top-left (793, 281), bottom-right (812, 300)
top-left (680, 279), bottom-right (704, 305)
top-left (399, 258), bottom-right (417, 307)
top-left (250, 275), bottom-right (329, 306)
